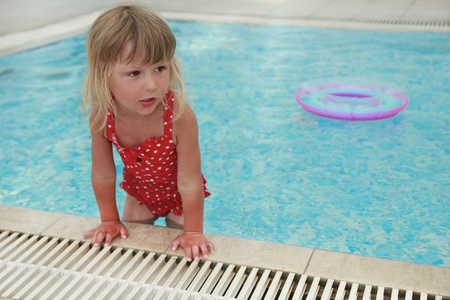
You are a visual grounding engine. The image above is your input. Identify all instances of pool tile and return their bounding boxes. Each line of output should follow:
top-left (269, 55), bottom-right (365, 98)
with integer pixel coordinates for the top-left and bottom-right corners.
top-left (40, 213), bottom-right (181, 253)
top-left (404, 6), bottom-right (450, 21)
top-left (305, 249), bottom-right (450, 296)
top-left (272, 2), bottom-right (323, 17)
top-left (114, 222), bottom-right (182, 253)
top-left (0, 205), bottom-right (64, 235)
top-left (39, 213), bottom-right (99, 240)
top-left (187, 235), bottom-right (314, 273)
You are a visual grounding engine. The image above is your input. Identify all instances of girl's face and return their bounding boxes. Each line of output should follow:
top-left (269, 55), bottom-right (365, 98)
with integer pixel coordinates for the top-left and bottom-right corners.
top-left (109, 44), bottom-right (171, 116)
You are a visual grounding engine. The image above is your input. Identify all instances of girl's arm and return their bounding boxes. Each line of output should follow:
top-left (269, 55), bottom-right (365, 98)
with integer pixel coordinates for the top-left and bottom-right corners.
top-left (171, 104), bottom-right (214, 261)
top-left (81, 122), bottom-right (128, 246)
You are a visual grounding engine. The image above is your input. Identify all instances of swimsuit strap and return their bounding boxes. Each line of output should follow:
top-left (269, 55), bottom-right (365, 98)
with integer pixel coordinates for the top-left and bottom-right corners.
top-left (107, 91), bottom-right (174, 141)
top-left (106, 110), bottom-right (115, 141)
top-left (163, 91), bottom-right (175, 137)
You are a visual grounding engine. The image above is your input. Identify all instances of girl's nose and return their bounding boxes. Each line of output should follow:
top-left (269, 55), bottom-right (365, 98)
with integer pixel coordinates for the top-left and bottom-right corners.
top-left (144, 74), bottom-right (157, 91)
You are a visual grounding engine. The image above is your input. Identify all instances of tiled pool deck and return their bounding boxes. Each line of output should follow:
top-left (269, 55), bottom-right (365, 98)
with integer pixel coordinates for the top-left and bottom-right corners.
top-left (1, 0), bottom-right (449, 55)
top-left (0, 0), bottom-right (449, 297)
top-left (1, 0), bottom-right (449, 37)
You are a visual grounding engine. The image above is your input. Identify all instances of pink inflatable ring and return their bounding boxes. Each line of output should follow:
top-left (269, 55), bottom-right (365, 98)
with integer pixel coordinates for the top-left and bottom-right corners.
top-left (295, 78), bottom-right (409, 121)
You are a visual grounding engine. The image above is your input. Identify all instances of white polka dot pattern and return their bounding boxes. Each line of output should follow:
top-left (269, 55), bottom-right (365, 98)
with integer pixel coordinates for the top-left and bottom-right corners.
top-left (107, 91), bottom-right (210, 217)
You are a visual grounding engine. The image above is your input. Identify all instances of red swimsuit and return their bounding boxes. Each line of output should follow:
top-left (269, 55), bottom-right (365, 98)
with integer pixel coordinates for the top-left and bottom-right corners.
top-left (107, 91), bottom-right (210, 217)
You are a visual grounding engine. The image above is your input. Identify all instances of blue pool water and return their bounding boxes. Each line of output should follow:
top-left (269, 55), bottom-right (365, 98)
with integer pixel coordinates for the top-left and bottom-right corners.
top-left (0, 21), bottom-right (449, 267)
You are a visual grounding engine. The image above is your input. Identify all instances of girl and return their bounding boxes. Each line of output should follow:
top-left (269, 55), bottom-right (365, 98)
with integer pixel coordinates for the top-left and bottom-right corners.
top-left (80, 4), bottom-right (214, 262)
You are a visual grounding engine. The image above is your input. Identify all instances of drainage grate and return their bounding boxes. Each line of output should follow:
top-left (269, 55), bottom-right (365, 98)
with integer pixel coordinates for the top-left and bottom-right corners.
top-left (163, 11), bottom-right (450, 33)
top-left (259, 15), bottom-right (450, 32)
top-left (0, 231), bottom-right (448, 300)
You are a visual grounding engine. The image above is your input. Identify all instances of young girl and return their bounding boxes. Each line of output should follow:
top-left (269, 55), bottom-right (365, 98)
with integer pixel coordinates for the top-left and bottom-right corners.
top-left (80, 4), bottom-right (214, 262)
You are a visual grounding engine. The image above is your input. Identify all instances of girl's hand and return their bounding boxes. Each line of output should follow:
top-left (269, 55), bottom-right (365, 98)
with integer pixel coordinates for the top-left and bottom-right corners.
top-left (81, 220), bottom-right (128, 247)
top-left (171, 232), bottom-right (215, 262)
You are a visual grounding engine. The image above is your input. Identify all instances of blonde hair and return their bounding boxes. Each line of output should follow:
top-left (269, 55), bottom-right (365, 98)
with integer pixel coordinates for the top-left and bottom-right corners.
top-left (81, 4), bottom-right (187, 131)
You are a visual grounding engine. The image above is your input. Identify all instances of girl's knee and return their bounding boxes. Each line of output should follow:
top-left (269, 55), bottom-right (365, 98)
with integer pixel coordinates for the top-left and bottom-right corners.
top-left (166, 212), bottom-right (184, 229)
top-left (123, 216), bottom-right (157, 225)
top-left (122, 194), bottom-right (157, 224)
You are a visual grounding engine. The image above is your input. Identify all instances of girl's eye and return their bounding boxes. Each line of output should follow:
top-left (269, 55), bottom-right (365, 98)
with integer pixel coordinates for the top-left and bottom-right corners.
top-left (129, 71), bottom-right (140, 77)
top-left (156, 66), bottom-right (166, 72)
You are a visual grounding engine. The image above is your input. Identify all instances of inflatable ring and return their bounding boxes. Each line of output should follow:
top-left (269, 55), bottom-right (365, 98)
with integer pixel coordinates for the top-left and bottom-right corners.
top-left (295, 78), bottom-right (409, 121)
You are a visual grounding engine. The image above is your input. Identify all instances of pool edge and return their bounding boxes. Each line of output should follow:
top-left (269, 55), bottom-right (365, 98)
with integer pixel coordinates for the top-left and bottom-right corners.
top-left (1, 9), bottom-right (449, 57)
top-left (0, 205), bottom-right (448, 296)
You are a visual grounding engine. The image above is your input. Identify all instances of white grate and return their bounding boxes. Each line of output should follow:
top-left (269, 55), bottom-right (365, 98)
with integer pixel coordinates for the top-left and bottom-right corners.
top-left (271, 15), bottom-right (450, 32)
top-left (0, 231), bottom-right (448, 300)
top-left (163, 11), bottom-right (450, 33)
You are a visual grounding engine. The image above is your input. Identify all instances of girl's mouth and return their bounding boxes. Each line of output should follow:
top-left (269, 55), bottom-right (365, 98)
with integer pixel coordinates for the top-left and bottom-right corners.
top-left (140, 98), bottom-right (156, 107)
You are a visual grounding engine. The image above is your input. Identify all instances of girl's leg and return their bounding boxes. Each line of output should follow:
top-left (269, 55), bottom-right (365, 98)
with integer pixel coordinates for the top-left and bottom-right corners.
top-left (122, 194), bottom-right (157, 224)
top-left (166, 212), bottom-right (184, 229)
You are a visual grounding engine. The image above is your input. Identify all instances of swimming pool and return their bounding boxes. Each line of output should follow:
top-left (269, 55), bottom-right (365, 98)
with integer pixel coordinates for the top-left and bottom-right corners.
top-left (0, 21), bottom-right (449, 267)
